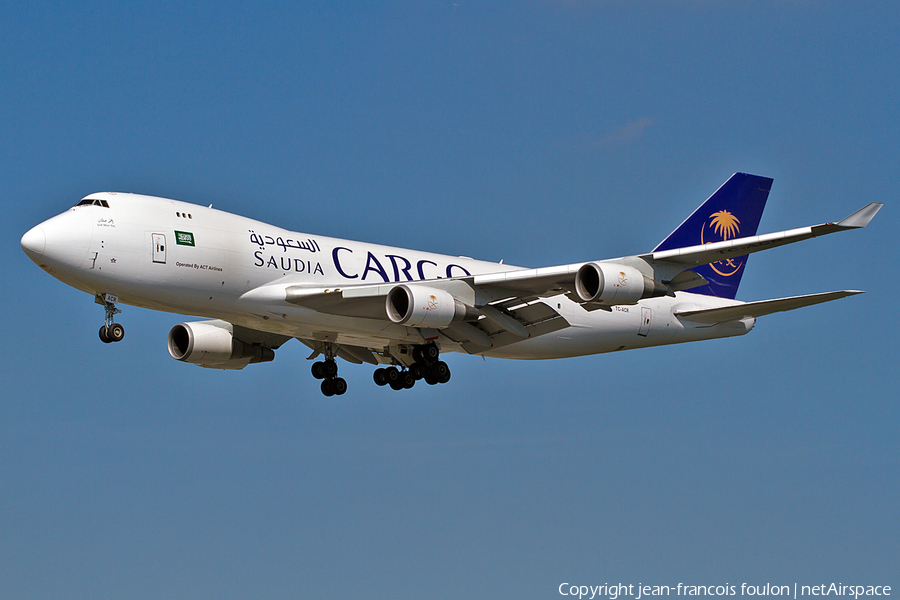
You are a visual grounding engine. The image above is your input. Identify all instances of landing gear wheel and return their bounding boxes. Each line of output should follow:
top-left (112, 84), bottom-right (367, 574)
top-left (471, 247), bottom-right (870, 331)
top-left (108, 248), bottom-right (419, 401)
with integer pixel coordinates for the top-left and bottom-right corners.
top-left (107, 323), bottom-right (125, 342)
top-left (423, 343), bottom-right (440, 361)
top-left (311, 361), bottom-right (326, 379)
top-left (410, 362), bottom-right (426, 380)
top-left (424, 373), bottom-right (438, 385)
top-left (430, 361), bottom-right (451, 384)
top-left (323, 359), bottom-right (339, 379)
top-left (385, 367), bottom-right (400, 384)
top-left (373, 368), bottom-right (388, 386)
top-left (312, 344), bottom-right (349, 396)
top-left (97, 294), bottom-right (123, 344)
top-left (401, 371), bottom-right (416, 389)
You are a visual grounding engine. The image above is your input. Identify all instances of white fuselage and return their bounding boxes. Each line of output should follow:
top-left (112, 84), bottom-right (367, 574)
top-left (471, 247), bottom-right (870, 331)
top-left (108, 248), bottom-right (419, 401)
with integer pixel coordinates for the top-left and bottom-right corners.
top-left (22, 193), bottom-right (753, 359)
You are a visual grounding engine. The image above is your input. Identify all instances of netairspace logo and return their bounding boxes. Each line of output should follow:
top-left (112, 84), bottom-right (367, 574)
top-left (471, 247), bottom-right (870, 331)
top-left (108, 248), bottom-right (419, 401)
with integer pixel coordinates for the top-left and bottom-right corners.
top-left (557, 583), bottom-right (892, 600)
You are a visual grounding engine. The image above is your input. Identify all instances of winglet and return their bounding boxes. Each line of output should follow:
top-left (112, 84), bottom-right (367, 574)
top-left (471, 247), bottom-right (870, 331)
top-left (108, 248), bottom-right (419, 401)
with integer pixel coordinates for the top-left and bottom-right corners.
top-left (837, 202), bottom-right (883, 229)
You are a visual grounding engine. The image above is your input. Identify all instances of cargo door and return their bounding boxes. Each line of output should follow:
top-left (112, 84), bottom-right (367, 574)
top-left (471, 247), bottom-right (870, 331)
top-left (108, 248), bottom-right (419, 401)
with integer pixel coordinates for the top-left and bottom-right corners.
top-left (638, 306), bottom-right (652, 337)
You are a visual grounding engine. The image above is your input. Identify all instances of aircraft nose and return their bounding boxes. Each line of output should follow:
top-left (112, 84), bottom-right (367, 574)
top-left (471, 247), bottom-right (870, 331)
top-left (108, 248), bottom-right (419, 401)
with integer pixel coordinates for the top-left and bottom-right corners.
top-left (22, 210), bottom-right (92, 270)
top-left (21, 225), bottom-right (46, 259)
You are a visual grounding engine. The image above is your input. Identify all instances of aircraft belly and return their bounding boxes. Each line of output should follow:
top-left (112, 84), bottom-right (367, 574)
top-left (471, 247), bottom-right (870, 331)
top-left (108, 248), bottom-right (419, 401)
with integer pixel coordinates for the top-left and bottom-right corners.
top-left (484, 314), bottom-right (639, 359)
top-left (481, 297), bottom-right (754, 360)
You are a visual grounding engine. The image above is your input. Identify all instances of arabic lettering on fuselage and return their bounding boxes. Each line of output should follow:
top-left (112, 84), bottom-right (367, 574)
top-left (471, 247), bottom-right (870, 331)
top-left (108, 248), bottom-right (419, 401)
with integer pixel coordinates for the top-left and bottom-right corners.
top-left (332, 246), bottom-right (472, 282)
top-left (249, 230), bottom-right (325, 275)
top-left (248, 230), bottom-right (473, 281)
top-left (248, 230), bottom-right (321, 253)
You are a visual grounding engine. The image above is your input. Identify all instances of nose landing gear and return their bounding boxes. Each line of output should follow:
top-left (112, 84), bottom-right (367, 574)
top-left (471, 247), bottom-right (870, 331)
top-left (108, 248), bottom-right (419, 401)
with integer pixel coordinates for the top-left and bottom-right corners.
top-left (96, 294), bottom-right (125, 344)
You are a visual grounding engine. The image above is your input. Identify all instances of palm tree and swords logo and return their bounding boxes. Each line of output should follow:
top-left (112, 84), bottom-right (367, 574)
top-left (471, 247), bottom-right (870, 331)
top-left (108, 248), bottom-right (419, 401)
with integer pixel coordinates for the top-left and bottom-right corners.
top-left (701, 210), bottom-right (743, 276)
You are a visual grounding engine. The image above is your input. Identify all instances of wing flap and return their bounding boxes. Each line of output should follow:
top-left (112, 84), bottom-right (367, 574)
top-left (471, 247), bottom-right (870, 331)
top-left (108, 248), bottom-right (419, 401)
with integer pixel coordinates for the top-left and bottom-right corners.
top-left (231, 323), bottom-right (293, 349)
top-left (674, 291), bottom-right (863, 324)
top-left (460, 300), bottom-right (569, 354)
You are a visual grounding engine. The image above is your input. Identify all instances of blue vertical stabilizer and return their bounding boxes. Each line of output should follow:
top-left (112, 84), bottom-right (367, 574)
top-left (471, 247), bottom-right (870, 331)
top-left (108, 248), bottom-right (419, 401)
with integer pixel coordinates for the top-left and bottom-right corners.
top-left (653, 173), bottom-right (773, 299)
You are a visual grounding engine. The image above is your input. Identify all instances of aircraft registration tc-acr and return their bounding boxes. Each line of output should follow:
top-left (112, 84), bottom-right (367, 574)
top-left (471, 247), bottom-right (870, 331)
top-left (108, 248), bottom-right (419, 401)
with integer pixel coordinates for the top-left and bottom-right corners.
top-left (21, 174), bottom-right (882, 396)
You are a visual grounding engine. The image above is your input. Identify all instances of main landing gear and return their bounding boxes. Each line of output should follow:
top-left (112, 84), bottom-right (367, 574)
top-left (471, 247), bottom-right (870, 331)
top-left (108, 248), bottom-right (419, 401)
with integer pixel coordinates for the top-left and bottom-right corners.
top-left (309, 342), bottom-right (449, 397)
top-left (311, 358), bottom-right (347, 397)
top-left (96, 293), bottom-right (125, 344)
top-left (373, 343), bottom-right (451, 391)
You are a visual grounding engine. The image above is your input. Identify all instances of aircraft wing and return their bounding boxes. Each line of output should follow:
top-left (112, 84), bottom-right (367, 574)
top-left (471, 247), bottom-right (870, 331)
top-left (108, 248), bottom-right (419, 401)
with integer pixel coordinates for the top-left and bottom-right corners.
top-left (466, 202), bottom-right (883, 293)
top-left (641, 202), bottom-right (882, 279)
top-left (269, 280), bottom-right (571, 350)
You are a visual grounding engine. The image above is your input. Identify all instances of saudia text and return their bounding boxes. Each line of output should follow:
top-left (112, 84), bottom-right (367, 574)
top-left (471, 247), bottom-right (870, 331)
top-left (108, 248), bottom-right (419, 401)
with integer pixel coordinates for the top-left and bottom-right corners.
top-left (251, 246), bottom-right (472, 282)
top-left (253, 252), bottom-right (325, 275)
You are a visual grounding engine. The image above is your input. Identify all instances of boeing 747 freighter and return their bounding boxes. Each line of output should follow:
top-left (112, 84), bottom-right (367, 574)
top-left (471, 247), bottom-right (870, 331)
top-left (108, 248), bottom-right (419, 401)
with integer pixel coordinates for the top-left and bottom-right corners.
top-left (21, 174), bottom-right (881, 395)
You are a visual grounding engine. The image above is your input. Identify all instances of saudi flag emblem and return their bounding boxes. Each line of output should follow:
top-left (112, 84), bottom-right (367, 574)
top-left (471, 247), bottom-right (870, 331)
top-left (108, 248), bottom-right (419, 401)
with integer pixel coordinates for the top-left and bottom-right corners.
top-left (175, 231), bottom-right (195, 246)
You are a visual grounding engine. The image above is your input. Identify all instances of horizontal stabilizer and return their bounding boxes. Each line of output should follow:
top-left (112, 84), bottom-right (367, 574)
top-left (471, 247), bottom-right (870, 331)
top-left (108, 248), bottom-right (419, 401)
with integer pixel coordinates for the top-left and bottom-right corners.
top-left (674, 290), bottom-right (863, 324)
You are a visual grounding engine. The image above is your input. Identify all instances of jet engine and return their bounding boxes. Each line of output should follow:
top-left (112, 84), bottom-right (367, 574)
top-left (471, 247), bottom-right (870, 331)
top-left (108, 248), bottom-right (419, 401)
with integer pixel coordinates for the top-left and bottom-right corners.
top-left (574, 262), bottom-right (669, 305)
top-left (167, 320), bottom-right (275, 369)
top-left (385, 285), bottom-right (476, 328)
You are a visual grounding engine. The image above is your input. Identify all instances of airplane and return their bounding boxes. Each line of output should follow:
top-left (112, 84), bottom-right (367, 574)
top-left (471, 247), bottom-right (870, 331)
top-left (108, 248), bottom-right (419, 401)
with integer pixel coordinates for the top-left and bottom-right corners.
top-left (20, 173), bottom-right (881, 396)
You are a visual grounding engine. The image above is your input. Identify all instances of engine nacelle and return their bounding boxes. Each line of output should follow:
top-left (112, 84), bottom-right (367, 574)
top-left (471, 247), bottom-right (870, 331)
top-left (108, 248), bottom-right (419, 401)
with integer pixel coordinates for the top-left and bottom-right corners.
top-left (574, 262), bottom-right (669, 305)
top-left (385, 285), bottom-right (475, 328)
top-left (167, 320), bottom-right (275, 370)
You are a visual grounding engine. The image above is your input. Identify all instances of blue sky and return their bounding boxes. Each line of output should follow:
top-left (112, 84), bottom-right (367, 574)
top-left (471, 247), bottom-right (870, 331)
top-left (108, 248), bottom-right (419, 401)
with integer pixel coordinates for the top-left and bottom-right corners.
top-left (2, 1), bottom-right (897, 598)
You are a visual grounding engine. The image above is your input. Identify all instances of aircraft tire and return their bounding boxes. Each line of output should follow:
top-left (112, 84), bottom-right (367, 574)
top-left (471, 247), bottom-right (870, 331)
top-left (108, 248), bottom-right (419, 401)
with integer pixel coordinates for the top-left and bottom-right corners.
top-left (424, 344), bottom-right (440, 361)
top-left (323, 359), bottom-right (339, 378)
top-left (333, 377), bottom-right (348, 395)
top-left (321, 379), bottom-right (335, 396)
top-left (311, 361), bottom-right (326, 379)
top-left (99, 325), bottom-right (111, 343)
top-left (430, 361), bottom-right (450, 383)
top-left (107, 323), bottom-right (125, 342)
top-left (385, 367), bottom-right (400, 383)
top-left (401, 371), bottom-right (416, 389)
top-left (410, 362), bottom-right (426, 380)
top-left (373, 368), bottom-right (388, 386)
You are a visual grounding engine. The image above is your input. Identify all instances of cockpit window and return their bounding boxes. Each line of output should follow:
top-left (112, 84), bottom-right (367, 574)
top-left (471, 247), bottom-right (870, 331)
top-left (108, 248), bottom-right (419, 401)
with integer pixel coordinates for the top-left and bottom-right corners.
top-left (75, 199), bottom-right (110, 207)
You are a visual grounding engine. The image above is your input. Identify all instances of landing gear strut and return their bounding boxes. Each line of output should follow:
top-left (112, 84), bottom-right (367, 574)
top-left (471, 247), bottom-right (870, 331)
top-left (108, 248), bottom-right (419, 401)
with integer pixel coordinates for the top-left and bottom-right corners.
top-left (373, 343), bottom-right (451, 391)
top-left (96, 293), bottom-right (124, 344)
top-left (311, 351), bottom-right (347, 397)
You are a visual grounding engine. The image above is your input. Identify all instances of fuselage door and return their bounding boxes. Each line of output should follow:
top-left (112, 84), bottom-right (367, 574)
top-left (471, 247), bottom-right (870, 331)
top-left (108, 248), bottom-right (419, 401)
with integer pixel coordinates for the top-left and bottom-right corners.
top-left (638, 306), bottom-right (652, 337)
top-left (152, 233), bottom-right (166, 264)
